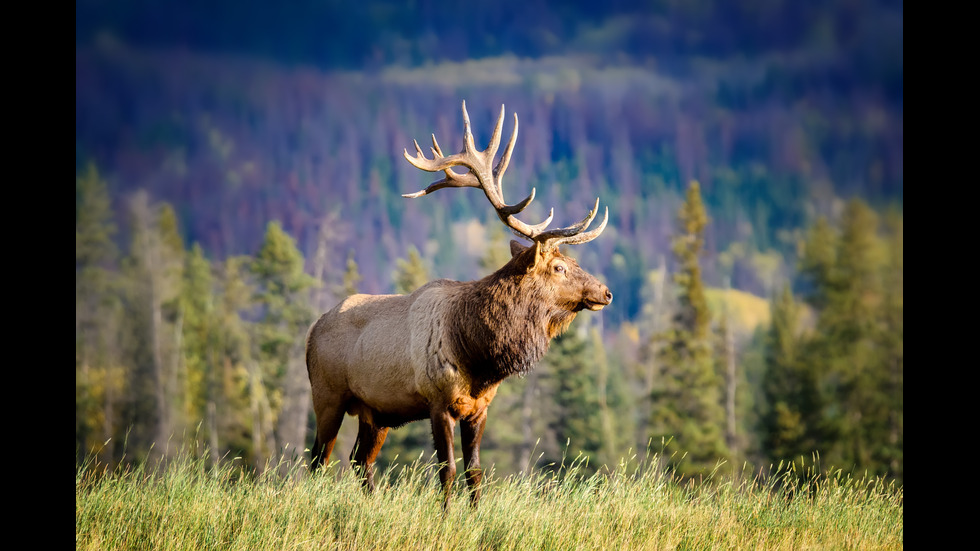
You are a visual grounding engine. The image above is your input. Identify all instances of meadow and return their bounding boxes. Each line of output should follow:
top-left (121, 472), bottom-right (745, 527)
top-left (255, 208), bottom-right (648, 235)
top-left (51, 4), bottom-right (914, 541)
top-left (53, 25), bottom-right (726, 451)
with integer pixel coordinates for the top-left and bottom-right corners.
top-left (76, 447), bottom-right (903, 550)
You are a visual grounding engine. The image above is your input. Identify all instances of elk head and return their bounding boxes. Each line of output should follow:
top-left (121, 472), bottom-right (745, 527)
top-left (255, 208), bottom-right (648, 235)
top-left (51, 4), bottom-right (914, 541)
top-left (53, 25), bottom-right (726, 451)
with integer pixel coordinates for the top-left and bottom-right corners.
top-left (403, 100), bottom-right (612, 313)
top-left (508, 239), bottom-right (613, 313)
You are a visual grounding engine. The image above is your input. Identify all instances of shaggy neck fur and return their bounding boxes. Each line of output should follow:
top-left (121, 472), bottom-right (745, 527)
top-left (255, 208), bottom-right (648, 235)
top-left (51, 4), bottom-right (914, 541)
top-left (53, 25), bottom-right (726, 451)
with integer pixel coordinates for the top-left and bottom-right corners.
top-left (445, 252), bottom-right (577, 395)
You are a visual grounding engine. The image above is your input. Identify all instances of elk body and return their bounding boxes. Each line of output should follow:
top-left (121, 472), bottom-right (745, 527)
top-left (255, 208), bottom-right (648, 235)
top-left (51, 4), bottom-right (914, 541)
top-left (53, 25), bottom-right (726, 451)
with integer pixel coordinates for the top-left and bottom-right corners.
top-left (306, 102), bottom-right (612, 506)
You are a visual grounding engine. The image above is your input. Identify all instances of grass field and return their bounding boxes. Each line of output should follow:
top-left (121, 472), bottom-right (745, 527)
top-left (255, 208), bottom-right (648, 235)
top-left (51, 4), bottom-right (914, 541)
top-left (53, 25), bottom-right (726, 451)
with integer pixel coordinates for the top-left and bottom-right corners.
top-left (76, 448), bottom-right (903, 550)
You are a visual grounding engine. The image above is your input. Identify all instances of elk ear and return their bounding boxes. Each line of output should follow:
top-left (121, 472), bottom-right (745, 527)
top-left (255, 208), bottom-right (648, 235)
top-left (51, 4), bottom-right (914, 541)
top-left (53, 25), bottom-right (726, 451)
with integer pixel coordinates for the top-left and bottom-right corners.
top-left (529, 241), bottom-right (548, 272)
top-left (509, 240), bottom-right (529, 258)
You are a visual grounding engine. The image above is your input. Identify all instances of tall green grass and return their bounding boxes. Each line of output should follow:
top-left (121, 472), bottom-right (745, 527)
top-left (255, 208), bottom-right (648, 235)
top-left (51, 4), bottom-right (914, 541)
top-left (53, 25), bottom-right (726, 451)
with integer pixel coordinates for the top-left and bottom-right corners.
top-left (76, 446), bottom-right (902, 550)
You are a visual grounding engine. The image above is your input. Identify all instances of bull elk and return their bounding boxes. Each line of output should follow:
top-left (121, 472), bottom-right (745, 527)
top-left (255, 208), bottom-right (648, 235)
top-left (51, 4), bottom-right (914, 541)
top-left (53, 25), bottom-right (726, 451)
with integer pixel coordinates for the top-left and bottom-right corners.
top-left (306, 101), bottom-right (612, 507)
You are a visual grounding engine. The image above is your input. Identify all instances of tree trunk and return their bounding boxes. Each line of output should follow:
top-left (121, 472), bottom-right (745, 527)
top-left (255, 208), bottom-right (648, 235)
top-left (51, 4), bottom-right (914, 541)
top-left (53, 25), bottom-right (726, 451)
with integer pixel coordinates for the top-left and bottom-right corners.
top-left (639, 254), bottom-right (666, 448)
top-left (207, 401), bottom-right (218, 468)
top-left (207, 342), bottom-right (219, 468)
top-left (277, 348), bottom-right (311, 473)
top-left (249, 359), bottom-right (266, 473)
top-left (596, 330), bottom-right (616, 468)
top-left (101, 364), bottom-right (115, 466)
top-left (724, 280), bottom-right (738, 462)
top-left (147, 233), bottom-right (171, 458)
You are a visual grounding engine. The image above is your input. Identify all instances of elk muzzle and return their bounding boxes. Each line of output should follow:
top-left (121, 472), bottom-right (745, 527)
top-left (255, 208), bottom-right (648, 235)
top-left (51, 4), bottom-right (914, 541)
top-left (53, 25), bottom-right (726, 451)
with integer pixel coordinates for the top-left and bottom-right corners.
top-left (582, 284), bottom-right (613, 311)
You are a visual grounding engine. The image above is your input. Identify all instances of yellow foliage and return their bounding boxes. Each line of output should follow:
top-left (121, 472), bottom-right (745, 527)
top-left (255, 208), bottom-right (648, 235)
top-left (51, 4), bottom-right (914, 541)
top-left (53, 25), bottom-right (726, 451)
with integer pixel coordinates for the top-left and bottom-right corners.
top-left (620, 322), bottom-right (641, 346)
top-left (704, 287), bottom-right (771, 337)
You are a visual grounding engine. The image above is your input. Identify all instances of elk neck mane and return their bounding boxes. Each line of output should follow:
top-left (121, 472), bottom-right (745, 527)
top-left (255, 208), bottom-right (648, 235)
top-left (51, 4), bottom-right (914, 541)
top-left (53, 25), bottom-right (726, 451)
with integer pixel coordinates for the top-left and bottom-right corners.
top-left (441, 251), bottom-right (577, 390)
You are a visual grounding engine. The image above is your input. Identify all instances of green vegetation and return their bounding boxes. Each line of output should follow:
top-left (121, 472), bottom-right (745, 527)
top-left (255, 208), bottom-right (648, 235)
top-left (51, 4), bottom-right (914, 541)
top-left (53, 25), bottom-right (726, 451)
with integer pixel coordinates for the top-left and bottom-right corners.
top-left (76, 168), bottom-right (904, 483)
top-left (76, 448), bottom-right (903, 550)
top-left (76, 168), bottom-right (903, 486)
top-left (649, 182), bottom-right (730, 477)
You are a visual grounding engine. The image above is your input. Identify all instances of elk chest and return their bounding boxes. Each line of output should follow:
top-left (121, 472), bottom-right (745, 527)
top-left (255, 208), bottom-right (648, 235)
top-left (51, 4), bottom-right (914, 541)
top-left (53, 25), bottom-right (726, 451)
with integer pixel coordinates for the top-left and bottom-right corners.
top-left (447, 384), bottom-right (499, 422)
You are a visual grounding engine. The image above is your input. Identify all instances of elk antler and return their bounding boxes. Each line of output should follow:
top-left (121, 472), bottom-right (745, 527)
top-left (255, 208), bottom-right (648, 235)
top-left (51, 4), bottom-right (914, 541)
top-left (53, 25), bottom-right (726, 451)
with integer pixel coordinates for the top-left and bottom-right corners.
top-left (403, 101), bottom-right (607, 249)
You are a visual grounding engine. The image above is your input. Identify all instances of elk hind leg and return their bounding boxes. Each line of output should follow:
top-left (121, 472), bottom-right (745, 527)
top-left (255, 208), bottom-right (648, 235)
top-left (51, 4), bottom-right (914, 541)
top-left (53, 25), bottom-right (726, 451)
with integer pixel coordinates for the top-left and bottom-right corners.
top-left (310, 396), bottom-right (346, 473)
top-left (350, 417), bottom-right (388, 492)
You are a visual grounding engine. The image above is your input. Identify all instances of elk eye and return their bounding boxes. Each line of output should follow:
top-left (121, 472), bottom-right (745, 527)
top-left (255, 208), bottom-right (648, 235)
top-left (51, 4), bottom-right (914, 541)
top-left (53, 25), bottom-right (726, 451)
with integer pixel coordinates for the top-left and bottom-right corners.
top-left (554, 264), bottom-right (565, 274)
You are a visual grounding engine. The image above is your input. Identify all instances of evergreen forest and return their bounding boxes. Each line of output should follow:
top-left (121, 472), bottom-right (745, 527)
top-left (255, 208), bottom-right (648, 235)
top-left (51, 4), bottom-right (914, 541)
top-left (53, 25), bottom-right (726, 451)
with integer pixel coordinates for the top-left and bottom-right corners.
top-left (76, 0), bottom-right (903, 484)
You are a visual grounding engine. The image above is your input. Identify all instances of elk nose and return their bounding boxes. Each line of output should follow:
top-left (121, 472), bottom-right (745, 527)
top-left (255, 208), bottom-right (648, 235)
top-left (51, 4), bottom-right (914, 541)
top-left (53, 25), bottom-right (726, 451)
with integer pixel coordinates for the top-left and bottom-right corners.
top-left (604, 288), bottom-right (613, 303)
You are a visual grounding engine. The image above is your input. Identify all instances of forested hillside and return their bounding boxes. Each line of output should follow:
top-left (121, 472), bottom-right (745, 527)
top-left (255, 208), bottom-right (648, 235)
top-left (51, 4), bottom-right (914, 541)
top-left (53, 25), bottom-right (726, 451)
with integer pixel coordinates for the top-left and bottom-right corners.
top-left (76, 0), bottom-right (902, 483)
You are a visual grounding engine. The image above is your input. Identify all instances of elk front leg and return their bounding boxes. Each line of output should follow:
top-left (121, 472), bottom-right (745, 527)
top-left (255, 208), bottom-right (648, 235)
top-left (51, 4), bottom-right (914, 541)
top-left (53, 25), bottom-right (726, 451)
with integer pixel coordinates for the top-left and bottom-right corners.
top-left (461, 411), bottom-right (487, 506)
top-left (430, 409), bottom-right (457, 508)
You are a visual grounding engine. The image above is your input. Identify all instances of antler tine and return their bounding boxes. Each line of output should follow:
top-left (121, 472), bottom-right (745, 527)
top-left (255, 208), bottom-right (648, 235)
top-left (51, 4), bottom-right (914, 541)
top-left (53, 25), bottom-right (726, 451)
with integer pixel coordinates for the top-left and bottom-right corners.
top-left (485, 104), bottom-right (505, 165)
top-left (404, 101), bottom-right (563, 242)
top-left (538, 198), bottom-right (600, 239)
top-left (493, 113), bottom-right (519, 181)
top-left (429, 133), bottom-right (480, 188)
top-left (460, 100), bottom-right (481, 161)
top-left (402, 134), bottom-right (481, 198)
top-left (560, 207), bottom-right (609, 246)
top-left (496, 186), bottom-right (536, 216)
top-left (460, 101), bottom-right (504, 206)
top-left (430, 134), bottom-right (444, 157)
top-left (493, 112), bottom-right (527, 214)
top-left (400, 162), bottom-right (480, 198)
top-left (543, 203), bottom-right (609, 248)
top-left (492, 188), bottom-right (555, 236)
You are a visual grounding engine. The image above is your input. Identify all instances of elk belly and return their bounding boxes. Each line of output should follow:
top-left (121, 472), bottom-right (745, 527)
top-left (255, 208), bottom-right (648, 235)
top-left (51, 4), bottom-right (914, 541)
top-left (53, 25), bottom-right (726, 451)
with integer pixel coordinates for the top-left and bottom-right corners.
top-left (346, 367), bottom-right (427, 418)
top-left (346, 397), bottom-right (430, 428)
top-left (342, 298), bottom-right (427, 417)
top-left (347, 342), bottom-right (425, 414)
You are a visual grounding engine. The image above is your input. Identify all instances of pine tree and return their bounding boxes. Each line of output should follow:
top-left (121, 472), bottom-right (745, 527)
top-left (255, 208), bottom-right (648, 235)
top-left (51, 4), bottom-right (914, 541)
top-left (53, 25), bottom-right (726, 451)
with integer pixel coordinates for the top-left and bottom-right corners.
top-left (821, 199), bottom-right (887, 475)
top-left (649, 181), bottom-right (729, 478)
top-left (716, 281), bottom-right (739, 464)
top-left (797, 199), bottom-right (899, 480)
top-left (637, 254), bottom-right (669, 449)
top-left (341, 250), bottom-right (362, 297)
top-left (760, 286), bottom-right (824, 465)
top-left (178, 243), bottom-right (219, 460)
top-left (591, 325), bottom-right (629, 469)
top-left (478, 219), bottom-right (513, 275)
top-left (76, 163), bottom-right (117, 272)
top-left (214, 256), bottom-right (257, 463)
top-left (392, 245), bottom-right (430, 294)
top-left (879, 211), bottom-right (903, 481)
top-left (76, 163), bottom-right (122, 463)
top-left (310, 210), bottom-right (349, 313)
top-left (121, 192), bottom-right (185, 460)
top-left (251, 221), bottom-right (316, 469)
top-left (672, 183), bottom-right (711, 342)
top-left (798, 216), bottom-right (837, 310)
top-left (538, 320), bottom-right (603, 471)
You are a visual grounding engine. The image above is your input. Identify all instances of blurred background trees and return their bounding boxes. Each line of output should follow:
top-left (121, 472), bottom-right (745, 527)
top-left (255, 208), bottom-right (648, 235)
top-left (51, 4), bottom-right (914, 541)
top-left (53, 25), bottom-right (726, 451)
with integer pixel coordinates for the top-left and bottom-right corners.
top-left (76, 0), bottom-right (902, 483)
